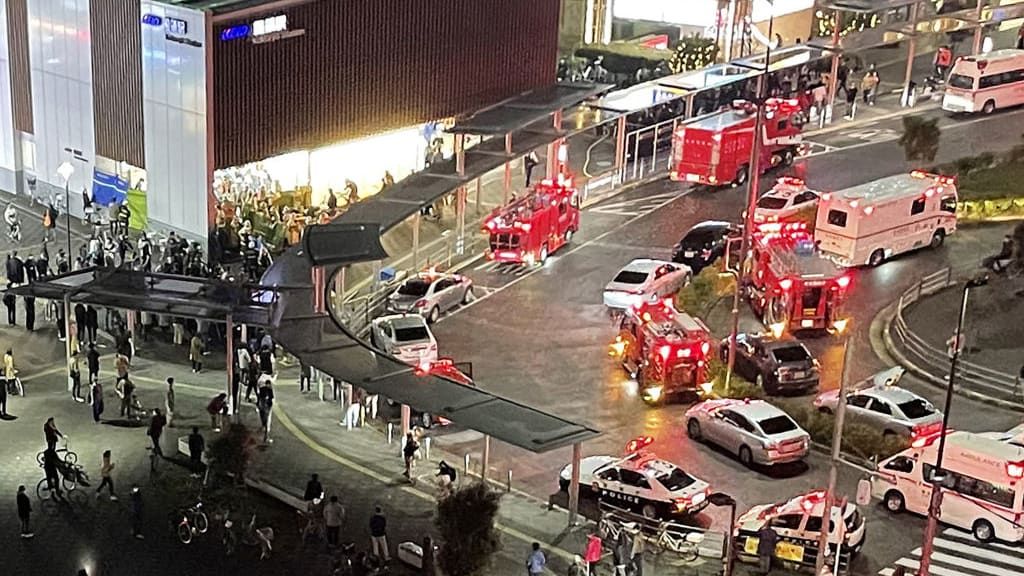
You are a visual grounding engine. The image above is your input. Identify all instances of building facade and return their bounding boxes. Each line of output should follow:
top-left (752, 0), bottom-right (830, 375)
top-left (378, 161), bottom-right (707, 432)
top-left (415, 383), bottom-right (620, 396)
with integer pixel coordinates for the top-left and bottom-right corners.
top-left (0, 0), bottom-right (561, 242)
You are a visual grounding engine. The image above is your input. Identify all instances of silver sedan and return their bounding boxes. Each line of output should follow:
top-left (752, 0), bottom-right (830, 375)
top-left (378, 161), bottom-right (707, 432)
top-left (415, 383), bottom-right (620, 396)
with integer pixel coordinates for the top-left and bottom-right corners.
top-left (813, 367), bottom-right (943, 438)
top-left (685, 399), bottom-right (810, 467)
top-left (386, 272), bottom-right (474, 323)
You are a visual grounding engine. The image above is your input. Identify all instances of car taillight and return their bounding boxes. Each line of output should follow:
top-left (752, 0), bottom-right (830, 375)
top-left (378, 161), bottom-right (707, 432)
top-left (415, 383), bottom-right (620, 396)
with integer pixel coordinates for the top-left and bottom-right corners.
top-left (414, 300), bottom-right (427, 308)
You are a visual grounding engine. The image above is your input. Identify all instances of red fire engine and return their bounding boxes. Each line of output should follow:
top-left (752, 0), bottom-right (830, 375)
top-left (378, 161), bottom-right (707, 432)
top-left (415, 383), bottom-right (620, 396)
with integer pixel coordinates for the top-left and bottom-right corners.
top-left (610, 299), bottom-right (712, 405)
top-left (745, 222), bottom-right (851, 335)
top-left (670, 98), bottom-right (805, 187)
top-left (483, 177), bottom-right (580, 265)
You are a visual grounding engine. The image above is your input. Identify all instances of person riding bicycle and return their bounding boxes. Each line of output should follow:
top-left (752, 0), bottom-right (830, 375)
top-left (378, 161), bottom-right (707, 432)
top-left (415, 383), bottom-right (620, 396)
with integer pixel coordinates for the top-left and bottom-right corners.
top-left (5, 203), bottom-right (19, 239)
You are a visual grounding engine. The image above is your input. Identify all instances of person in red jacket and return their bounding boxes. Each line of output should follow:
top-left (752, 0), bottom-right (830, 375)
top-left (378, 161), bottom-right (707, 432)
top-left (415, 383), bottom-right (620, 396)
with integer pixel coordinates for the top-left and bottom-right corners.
top-left (935, 45), bottom-right (953, 78)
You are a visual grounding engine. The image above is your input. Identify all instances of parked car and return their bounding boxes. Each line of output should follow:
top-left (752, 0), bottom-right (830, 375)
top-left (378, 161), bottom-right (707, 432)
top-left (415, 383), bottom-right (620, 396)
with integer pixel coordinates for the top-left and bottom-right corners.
top-left (752, 177), bottom-right (820, 224)
top-left (369, 314), bottom-right (438, 368)
top-left (720, 333), bottom-right (819, 395)
top-left (813, 367), bottom-right (942, 438)
top-left (386, 272), bottom-right (474, 323)
top-left (603, 259), bottom-right (691, 310)
top-left (671, 221), bottom-right (741, 273)
top-left (685, 398), bottom-right (810, 467)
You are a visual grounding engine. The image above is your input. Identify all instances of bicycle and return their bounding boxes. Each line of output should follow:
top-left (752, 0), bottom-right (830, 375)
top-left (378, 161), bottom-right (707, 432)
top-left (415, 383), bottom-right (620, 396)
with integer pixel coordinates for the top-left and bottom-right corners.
top-left (35, 460), bottom-right (89, 500)
top-left (5, 371), bottom-right (23, 396)
top-left (646, 524), bottom-right (703, 562)
top-left (175, 499), bottom-right (210, 544)
top-left (37, 438), bottom-right (77, 467)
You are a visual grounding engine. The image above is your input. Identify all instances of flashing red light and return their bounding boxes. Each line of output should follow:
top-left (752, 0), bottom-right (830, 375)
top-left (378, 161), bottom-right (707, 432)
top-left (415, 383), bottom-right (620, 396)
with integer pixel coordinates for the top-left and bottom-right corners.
top-left (925, 188), bottom-right (935, 198)
top-left (1007, 461), bottom-right (1024, 479)
top-left (912, 428), bottom-right (954, 449)
top-left (836, 275), bottom-right (851, 289)
top-left (779, 176), bottom-right (805, 187)
top-left (700, 341), bottom-right (710, 356)
top-left (521, 223), bottom-right (532, 232)
top-left (485, 220), bottom-right (496, 231)
top-left (625, 435), bottom-right (654, 455)
top-left (779, 278), bottom-right (793, 291)
top-left (641, 312), bottom-right (652, 323)
top-left (678, 347), bottom-right (691, 358)
top-left (849, 200), bottom-right (859, 209)
top-left (863, 206), bottom-right (874, 215)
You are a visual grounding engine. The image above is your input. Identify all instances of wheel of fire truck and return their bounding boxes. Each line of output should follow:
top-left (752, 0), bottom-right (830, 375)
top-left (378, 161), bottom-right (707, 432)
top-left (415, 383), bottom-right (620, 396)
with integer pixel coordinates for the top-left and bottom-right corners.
top-left (564, 228), bottom-right (574, 244)
top-left (427, 306), bottom-right (440, 324)
top-left (539, 244), bottom-right (549, 264)
top-left (930, 229), bottom-right (945, 249)
top-left (780, 148), bottom-right (795, 167)
top-left (733, 165), bottom-right (749, 187)
top-left (738, 446), bottom-right (754, 468)
top-left (868, 249), bottom-right (886, 267)
top-left (686, 419), bottom-right (702, 441)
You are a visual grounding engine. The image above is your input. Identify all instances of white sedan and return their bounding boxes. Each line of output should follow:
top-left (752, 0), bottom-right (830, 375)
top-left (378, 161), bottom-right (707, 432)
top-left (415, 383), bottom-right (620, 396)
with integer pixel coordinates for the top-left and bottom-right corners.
top-left (369, 314), bottom-right (438, 368)
top-left (603, 259), bottom-right (691, 310)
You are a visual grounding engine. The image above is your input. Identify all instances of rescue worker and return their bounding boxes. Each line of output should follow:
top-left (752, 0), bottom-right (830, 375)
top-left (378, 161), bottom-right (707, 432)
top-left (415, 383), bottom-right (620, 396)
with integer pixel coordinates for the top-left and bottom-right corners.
top-left (934, 45), bottom-right (953, 79)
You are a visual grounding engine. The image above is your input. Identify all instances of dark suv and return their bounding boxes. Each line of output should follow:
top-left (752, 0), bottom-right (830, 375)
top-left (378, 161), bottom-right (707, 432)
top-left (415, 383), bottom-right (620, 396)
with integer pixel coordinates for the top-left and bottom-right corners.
top-left (672, 221), bottom-right (741, 274)
top-left (720, 333), bottom-right (820, 395)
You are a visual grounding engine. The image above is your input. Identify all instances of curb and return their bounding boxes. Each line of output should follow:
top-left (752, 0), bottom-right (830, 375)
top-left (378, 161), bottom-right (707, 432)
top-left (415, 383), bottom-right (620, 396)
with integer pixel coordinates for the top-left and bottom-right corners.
top-left (878, 298), bottom-right (1024, 413)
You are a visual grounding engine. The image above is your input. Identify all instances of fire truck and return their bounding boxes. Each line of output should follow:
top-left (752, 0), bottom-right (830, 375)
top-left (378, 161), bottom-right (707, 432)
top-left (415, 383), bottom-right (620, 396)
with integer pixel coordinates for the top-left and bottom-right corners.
top-left (745, 222), bottom-right (851, 335)
top-left (669, 98), bottom-right (805, 187)
top-left (483, 177), bottom-right (580, 265)
top-left (610, 299), bottom-right (712, 405)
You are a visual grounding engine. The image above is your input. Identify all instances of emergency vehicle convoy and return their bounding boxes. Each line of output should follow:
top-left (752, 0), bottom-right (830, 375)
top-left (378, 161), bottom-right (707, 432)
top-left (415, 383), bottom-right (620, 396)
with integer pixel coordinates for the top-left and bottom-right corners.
top-left (745, 222), bottom-right (852, 335)
top-left (814, 170), bottom-right (958, 267)
top-left (609, 299), bottom-right (712, 405)
top-left (669, 98), bottom-right (805, 187)
top-left (483, 177), bottom-right (580, 265)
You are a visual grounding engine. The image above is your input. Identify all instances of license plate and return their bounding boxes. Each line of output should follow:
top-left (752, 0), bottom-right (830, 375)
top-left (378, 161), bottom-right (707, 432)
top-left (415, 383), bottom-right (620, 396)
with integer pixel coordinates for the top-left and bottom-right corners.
top-left (684, 250), bottom-right (696, 258)
top-left (792, 371), bottom-right (805, 379)
top-left (686, 174), bottom-right (700, 182)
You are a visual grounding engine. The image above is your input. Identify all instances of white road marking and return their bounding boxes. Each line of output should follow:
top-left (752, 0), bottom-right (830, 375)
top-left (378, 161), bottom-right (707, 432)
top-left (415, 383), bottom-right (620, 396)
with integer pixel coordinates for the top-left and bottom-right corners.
top-left (878, 528), bottom-right (1024, 576)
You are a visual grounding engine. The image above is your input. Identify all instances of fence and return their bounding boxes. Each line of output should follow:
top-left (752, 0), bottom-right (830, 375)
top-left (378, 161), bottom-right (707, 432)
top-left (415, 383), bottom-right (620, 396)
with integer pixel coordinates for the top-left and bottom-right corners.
top-left (890, 267), bottom-right (1022, 401)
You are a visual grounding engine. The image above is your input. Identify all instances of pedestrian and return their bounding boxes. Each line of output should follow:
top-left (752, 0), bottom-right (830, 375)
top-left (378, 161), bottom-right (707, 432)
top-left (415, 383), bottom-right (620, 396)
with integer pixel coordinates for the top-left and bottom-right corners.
top-left (148, 408), bottom-right (167, 470)
top-left (56, 299), bottom-right (66, 341)
top-left (369, 506), bottom-right (389, 561)
top-left (68, 351), bottom-right (82, 401)
top-left (87, 343), bottom-right (100, 383)
top-left (524, 151), bottom-right (540, 187)
top-left (74, 303), bottom-right (87, 343)
top-left (861, 65), bottom-right (879, 105)
top-left (91, 380), bottom-right (104, 423)
top-left (258, 344), bottom-right (275, 375)
top-left (527, 542), bottom-right (547, 576)
top-left (130, 485), bottom-right (144, 539)
top-left (23, 295), bottom-right (34, 331)
top-left (190, 333), bottom-right (204, 373)
top-left (115, 353), bottom-right (129, 382)
top-left (300, 360), bottom-right (311, 393)
top-left (0, 368), bottom-right (6, 417)
top-left (3, 347), bottom-right (14, 401)
top-left (116, 376), bottom-right (135, 419)
top-left (844, 78), bottom-right (858, 119)
top-left (165, 378), bottom-right (176, 427)
top-left (95, 449), bottom-right (117, 500)
top-left (756, 523), bottom-right (778, 575)
top-left (86, 305), bottom-right (98, 343)
top-left (44, 417), bottom-right (63, 451)
top-left (402, 432), bottom-right (419, 480)
top-left (188, 426), bottom-right (205, 478)
top-left (323, 495), bottom-right (345, 546)
top-left (3, 289), bottom-right (15, 325)
top-left (17, 485), bottom-right (33, 538)
top-left (207, 393), bottom-right (228, 431)
top-left (34, 251), bottom-right (48, 279)
top-left (257, 376), bottom-right (275, 444)
top-left (304, 473), bottom-right (324, 502)
top-left (42, 448), bottom-right (63, 500)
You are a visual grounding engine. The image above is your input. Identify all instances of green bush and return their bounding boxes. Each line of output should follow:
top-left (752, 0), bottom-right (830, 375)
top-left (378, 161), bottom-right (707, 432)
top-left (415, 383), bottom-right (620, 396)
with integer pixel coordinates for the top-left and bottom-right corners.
top-left (785, 405), bottom-right (909, 461)
top-left (675, 262), bottom-right (735, 319)
top-left (208, 423), bottom-right (258, 484)
top-left (705, 357), bottom-right (763, 400)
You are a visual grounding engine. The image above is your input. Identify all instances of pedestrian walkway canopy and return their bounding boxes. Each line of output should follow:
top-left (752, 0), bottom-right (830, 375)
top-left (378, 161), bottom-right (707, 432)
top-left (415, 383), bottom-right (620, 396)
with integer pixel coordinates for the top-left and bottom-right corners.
top-left (449, 82), bottom-right (610, 135)
top-left (6, 268), bottom-right (277, 327)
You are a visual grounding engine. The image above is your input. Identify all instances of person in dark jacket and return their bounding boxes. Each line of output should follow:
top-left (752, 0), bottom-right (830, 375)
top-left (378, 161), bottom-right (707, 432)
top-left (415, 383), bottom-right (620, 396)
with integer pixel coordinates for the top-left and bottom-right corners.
top-left (304, 473), bottom-right (323, 502)
top-left (130, 485), bottom-right (144, 539)
top-left (74, 303), bottom-right (87, 343)
top-left (17, 485), bottom-right (33, 538)
top-left (34, 251), bottom-right (48, 279)
top-left (87, 344), bottom-right (100, 383)
top-left (187, 427), bottom-right (205, 477)
top-left (85, 305), bottom-right (98, 343)
top-left (23, 295), bottom-right (34, 331)
top-left (756, 524), bottom-right (779, 575)
top-left (3, 288), bottom-right (15, 325)
top-left (369, 506), bottom-right (389, 561)
top-left (23, 255), bottom-right (36, 283)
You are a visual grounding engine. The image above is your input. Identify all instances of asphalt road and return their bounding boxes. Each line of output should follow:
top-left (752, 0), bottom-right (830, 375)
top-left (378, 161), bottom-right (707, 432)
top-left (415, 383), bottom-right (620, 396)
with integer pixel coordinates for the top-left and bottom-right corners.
top-left (420, 105), bottom-right (1024, 574)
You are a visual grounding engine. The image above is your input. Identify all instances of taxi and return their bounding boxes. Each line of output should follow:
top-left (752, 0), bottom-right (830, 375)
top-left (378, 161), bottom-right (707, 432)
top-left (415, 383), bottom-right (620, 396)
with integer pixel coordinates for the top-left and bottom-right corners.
top-left (735, 491), bottom-right (866, 567)
top-left (558, 437), bottom-right (711, 520)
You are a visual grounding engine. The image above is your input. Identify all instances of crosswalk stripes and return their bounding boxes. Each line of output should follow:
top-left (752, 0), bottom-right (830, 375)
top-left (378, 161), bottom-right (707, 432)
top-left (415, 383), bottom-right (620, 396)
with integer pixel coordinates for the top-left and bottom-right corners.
top-left (472, 260), bottom-right (534, 276)
top-left (878, 528), bottom-right (1024, 576)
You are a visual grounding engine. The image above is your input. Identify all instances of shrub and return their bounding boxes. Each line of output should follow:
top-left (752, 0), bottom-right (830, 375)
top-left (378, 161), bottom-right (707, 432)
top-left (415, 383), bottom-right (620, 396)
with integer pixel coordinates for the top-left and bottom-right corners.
top-left (208, 423), bottom-right (258, 484)
top-left (705, 357), bottom-right (763, 400)
top-left (675, 263), bottom-right (735, 319)
top-left (436, 482), bottom-right (503, 576)
top-left (898, 116), bottom-right (941, 163)
top-left (784, 405), bottom-right (909, 461)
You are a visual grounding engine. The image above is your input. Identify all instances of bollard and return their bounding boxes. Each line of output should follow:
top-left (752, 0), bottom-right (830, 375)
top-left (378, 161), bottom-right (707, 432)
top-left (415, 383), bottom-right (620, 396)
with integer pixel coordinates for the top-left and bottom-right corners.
top-left (387, 422), bottom-right (393, 444)
top-left (425, 437), bottom-right (431, 460)
top-left (464, 454), bottom-right (470, 478)
top-left (506, 470), bottom-right (512, 493)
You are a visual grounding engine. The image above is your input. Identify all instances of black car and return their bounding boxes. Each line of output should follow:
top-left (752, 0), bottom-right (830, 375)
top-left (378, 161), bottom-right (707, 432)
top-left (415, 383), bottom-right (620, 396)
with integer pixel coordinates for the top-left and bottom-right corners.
top-left (672, 221), bottom-right (741, 273)
top-left (720, 333), bottom-right (819, 395)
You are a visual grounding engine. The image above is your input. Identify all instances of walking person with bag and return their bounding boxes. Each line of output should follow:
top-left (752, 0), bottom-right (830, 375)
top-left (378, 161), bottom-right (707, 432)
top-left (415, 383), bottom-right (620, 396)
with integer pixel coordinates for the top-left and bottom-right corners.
top-left (402, 432), bottom-right (419, 481)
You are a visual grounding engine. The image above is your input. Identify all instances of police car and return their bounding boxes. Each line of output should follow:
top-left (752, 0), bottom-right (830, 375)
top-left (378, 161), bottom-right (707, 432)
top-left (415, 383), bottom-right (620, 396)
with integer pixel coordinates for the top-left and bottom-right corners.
top-left (752, 177), bottom-right (819, 224)
top-left (735, 491), bottom-right (867, 566)
top-left (558, 438), bottom-right (711, 520)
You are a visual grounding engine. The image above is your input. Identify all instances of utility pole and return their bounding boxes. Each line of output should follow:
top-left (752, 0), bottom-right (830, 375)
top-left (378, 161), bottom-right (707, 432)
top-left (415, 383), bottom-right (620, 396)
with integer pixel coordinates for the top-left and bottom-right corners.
top-left (824, 8), bottom-right (842, 125)
top-left (902, 0), bottom-right (922, 106)
top-left (815, 323), bottom-right (853, 575)
top-left (726, 13), bottom-right (774, 393)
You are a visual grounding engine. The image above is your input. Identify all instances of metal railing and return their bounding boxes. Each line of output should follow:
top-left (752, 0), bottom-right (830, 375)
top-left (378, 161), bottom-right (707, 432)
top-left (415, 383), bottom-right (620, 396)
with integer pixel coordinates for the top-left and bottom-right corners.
top-left (890, 267), bottom-right (1022, 401)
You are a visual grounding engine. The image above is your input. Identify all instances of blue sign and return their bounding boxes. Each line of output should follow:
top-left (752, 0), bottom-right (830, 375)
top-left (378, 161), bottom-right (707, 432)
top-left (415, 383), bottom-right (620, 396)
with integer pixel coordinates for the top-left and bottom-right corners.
top-left (220, 24), bottom-right (251, 41)
top-left (142, 13), bottom-right (163, 27)
top-left (92, 170), bottom-right (129, 207)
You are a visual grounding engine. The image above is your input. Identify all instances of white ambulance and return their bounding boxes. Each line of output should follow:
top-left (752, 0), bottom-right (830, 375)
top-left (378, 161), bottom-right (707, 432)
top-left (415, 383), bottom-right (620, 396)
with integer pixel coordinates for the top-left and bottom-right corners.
top-left (942, 49), bottom-right (1024, 115)
top-left (871, 431), bottom-right (1024, 543)
top-left (814, 171), bottom-right (958, 267)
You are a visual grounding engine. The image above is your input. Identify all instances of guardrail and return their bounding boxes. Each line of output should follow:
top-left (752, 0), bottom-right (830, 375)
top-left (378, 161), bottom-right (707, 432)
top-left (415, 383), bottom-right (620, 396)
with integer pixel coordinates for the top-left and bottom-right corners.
top-left (890, 267), bottom-right (1022, 401)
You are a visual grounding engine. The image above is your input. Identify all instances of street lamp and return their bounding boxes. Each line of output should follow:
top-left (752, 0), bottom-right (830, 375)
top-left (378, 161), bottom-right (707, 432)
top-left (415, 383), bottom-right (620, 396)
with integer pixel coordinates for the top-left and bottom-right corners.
top-left (918, 273), bottom-right (989, 576)
top-left (57, 161), bottom-right (74, 262)
top-left (709, 492), bottom-right (737, 576)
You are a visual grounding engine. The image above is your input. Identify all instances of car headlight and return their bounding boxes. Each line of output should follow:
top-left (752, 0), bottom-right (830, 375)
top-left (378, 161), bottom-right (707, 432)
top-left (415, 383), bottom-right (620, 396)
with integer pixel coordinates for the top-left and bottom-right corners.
top-left (643, 386), bottom-right (663, 401)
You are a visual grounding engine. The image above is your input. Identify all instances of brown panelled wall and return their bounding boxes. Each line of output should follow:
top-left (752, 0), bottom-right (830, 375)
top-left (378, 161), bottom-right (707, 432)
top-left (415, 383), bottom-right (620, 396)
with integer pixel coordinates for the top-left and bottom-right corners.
top-left (212, 0), bottom-right (559, 169)
top-left (90, 0), bottom-right (145, 168)
top-left (5, 0), bottom-right (31, 134)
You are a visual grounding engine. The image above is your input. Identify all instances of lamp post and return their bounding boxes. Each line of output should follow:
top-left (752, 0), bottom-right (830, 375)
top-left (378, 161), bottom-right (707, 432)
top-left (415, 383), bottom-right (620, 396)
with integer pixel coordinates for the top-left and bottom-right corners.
top-left (726, 4), bottom-right (775, 393)
top-left (709, 492), bottom-right (738, 576)
top-left (815, 318), bottom-right (852, 575)
top-left (56, 161), bottom-right (74, 262)
top-left (918, 274), bottom-right (989, 576)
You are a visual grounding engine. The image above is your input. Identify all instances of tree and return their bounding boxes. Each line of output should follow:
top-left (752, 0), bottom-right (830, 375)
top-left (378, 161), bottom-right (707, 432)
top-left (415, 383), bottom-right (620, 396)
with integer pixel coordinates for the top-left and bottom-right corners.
top-left (898, 116), bottom-right (941, 163)
top-left (668, 34), bottom-right (718, 74)
top-left (674, 263), bottom-right (735, 318)
top-left (436, 482), bottom-right (502, 576)
top-left (207, 423), bottom-right (258, 484)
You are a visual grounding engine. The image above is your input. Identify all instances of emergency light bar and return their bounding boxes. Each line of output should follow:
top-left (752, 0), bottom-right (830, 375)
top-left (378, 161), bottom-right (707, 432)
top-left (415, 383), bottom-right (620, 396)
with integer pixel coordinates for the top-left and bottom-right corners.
top-left (910, 170), bottom-right (956, 186)
top-left (625, 435), bottom-right (654, 455)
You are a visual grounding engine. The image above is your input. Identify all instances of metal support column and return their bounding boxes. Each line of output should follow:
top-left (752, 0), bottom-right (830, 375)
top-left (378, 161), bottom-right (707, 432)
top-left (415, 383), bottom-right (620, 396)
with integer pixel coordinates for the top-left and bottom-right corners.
top-left (475, 178), bottom-right (482, 214)
top-left (126, 310), bottom-right (136, 343)
top-left (455, 186), bottom-right (467, 255)
top-left (568, 442), bottom-right (582, 525)
top-left (64, 294), bottom-right (73, 392)
top-left (614, 115), bottom-right (627, 173)
top-left (312, 265), bottom-right (326, 314)
top-left (503, 133), bottom-right (513, 205)
top-left (226, 314), bottom-right (236, 418)
top-left (547, 110), bottom-right (564, 179)
top-left (412, 213), bottom-right (421, 271)
top-left (903, 1), bottom-right (921, 105)
top-left (816, 334), bottom-right (854, 574)
top-left (480, 434), bottom-right (491, 483)
top-left (825, 9), bottom-right (841, 124)
top-left (400, 404), bottom-right (411, 438)
top-left (972, 1), bottom-right (984, 54)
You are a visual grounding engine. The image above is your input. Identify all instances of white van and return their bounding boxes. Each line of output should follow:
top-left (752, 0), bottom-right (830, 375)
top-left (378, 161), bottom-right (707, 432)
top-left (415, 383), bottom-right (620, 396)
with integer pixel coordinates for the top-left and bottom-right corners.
top-left (814, 171), bottom-right (958, 267)
top-left (871, 431), bottom-right (1024, 543)
top-left (942, 49), bottom-right (1024, 114)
